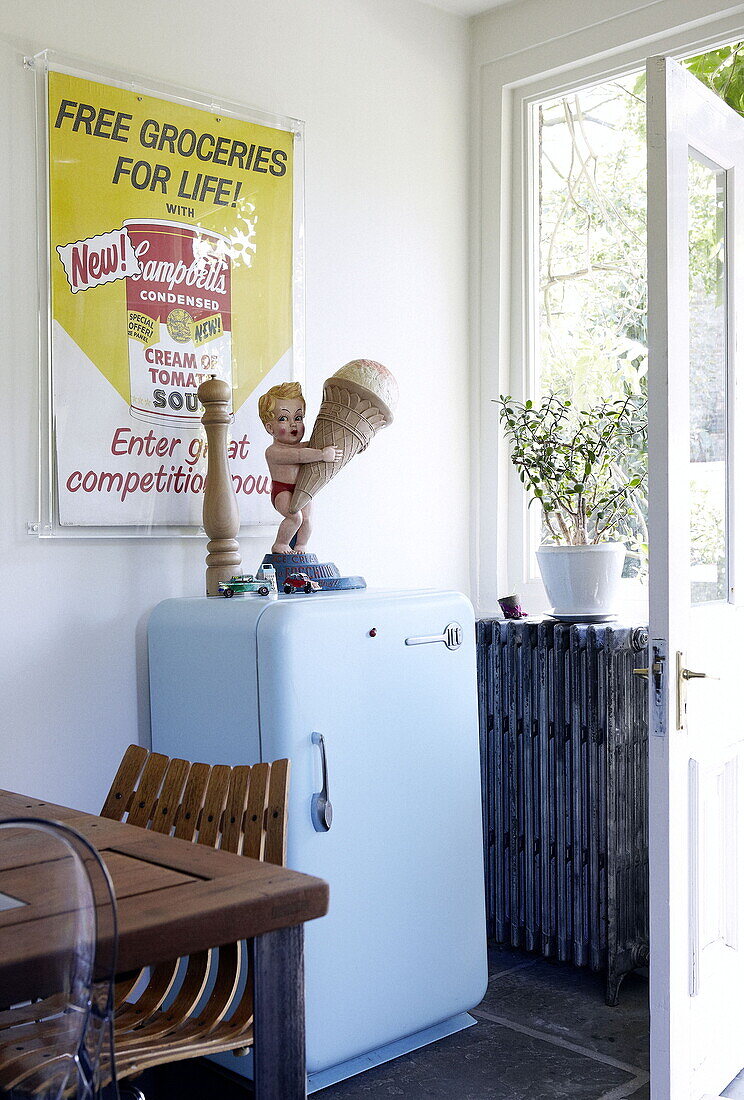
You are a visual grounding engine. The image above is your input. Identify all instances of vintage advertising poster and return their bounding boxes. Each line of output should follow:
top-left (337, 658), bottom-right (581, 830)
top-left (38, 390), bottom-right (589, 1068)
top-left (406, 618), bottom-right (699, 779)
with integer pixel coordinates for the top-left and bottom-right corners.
top-left (47, 68), bottom-right (297, 528)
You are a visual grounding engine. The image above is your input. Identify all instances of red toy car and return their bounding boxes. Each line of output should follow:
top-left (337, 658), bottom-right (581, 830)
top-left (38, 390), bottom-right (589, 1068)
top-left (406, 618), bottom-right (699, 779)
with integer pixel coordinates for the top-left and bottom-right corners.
top-left (283, 572), bottom-right (321, 595)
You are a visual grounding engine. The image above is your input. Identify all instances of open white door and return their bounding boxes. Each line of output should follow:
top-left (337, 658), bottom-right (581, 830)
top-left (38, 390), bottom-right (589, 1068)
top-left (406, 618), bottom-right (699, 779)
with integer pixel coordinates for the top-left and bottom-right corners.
top-left (647, 55), bottom-right (744, 1100)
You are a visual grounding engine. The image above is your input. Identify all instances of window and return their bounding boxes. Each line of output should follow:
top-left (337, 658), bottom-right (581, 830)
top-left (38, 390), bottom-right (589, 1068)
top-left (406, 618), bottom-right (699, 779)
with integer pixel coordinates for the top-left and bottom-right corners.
top-left (518, 46), bottom-right (739, 601)
top-left (530, 74), bottom-right (648, 579)
top-left (537, 76), bottom-right (647, 406)
top-left (474, 15), bottom-right (744, 616)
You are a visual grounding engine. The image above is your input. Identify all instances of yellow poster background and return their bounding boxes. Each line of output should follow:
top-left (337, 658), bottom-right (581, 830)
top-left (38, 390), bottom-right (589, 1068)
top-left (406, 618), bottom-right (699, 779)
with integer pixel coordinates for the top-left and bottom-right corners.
top-left (49, 71), bottom-right (294, 414)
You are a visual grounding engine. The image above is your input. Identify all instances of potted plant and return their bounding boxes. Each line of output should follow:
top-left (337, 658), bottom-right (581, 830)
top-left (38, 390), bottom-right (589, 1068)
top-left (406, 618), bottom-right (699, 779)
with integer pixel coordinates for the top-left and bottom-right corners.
top-left (496, 392), bottom-right (647, 619)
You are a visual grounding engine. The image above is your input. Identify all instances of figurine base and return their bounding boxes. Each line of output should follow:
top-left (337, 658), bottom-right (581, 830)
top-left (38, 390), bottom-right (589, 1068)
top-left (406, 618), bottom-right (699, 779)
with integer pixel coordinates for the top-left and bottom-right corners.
top-left (261, 553), bottom-right (366, 592)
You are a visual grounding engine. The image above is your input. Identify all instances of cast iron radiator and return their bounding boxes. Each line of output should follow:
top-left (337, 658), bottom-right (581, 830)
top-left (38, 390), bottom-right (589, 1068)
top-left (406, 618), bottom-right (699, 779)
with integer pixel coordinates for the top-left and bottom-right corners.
top-left (476, 618), bottom-right (649, 1005)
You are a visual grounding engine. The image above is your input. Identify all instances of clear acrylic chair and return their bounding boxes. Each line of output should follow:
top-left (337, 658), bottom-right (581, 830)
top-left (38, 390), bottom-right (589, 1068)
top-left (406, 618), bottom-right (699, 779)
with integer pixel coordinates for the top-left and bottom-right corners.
top-left (0, 818), bottom-right (119, 1100)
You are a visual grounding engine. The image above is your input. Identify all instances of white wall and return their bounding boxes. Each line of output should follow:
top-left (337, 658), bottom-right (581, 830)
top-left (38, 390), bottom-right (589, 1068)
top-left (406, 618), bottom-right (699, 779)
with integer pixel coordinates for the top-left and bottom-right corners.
top-left (0, 0), bottom-right (470, 811)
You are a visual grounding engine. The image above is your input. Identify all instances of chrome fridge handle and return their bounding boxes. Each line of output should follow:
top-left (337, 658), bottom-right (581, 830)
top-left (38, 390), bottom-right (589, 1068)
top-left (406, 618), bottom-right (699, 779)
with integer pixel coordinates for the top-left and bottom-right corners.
top-left (311, 732), bottom-right (333, 832)
top-left (405, 622), bottom-right (463, 650)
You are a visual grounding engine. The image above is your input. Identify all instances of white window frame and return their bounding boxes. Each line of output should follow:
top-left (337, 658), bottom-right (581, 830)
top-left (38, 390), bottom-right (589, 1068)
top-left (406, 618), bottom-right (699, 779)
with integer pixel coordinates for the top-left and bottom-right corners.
top-left (471, 0), bottom-right (744, 619)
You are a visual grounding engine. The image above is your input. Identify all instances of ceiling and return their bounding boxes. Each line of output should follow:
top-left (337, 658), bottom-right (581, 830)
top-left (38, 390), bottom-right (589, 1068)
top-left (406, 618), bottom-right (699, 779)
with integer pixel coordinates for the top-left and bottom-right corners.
top-left (419, 0), bottom-right (515, 15)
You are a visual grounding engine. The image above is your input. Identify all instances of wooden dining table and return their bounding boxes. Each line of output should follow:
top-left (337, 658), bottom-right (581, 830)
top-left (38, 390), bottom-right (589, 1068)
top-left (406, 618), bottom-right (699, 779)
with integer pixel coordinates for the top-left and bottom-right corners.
top-left (0, 788), bottom-right (329, 1100)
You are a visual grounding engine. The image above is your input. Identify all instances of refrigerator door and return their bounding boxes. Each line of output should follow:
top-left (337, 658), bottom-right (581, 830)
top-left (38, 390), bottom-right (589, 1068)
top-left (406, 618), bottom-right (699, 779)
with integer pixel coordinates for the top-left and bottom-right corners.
top-left (254, 589), bottom-right (488, 1075)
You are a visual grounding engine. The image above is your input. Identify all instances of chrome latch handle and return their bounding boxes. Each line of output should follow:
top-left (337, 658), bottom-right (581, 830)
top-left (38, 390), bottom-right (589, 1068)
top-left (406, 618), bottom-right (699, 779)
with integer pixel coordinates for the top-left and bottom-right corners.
top-left (310, 732), bottom-right (333, 832)
top-left (405, 622), bottom-right (463, 650)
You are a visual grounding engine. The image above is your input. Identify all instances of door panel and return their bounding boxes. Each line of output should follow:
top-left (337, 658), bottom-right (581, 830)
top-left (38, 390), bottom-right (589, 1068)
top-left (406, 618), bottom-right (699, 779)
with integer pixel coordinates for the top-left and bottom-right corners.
top-left (647, 55), bottom-right (744, 1100)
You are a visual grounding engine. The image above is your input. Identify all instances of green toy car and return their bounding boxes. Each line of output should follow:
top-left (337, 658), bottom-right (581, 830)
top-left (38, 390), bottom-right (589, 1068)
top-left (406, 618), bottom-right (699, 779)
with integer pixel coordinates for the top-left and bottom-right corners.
top-left (219, 574), bottom-right (271, 598)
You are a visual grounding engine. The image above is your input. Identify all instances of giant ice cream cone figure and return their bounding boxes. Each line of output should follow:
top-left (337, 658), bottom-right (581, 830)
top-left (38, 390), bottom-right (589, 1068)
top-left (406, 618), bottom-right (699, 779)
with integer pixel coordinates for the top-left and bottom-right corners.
top-left (289, 359), bottom-right (398, 514)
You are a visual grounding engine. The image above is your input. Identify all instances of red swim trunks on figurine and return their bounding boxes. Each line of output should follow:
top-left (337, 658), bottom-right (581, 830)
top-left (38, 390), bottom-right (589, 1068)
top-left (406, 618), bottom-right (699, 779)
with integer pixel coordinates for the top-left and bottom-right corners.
top-left (258, 382), bottom-right (342, 555)
top-left (270, 480), bottom-right (297, 507)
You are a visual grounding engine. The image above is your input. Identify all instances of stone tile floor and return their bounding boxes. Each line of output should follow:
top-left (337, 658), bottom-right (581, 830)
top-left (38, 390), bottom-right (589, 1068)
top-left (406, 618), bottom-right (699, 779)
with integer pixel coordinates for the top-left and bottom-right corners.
top-left (137, 943), bottom-right (651, 1100)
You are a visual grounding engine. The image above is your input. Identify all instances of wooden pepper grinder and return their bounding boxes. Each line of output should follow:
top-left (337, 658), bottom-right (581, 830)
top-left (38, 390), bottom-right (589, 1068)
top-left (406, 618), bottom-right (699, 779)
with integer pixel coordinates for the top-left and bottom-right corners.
top-left (197, 375), bottom-right (241, 596)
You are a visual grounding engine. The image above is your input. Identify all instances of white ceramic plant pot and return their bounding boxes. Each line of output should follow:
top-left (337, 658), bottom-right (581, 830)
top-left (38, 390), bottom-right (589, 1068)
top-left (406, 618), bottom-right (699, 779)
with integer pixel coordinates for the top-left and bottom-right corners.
top-left (536, 542), bottom-right (626, 620)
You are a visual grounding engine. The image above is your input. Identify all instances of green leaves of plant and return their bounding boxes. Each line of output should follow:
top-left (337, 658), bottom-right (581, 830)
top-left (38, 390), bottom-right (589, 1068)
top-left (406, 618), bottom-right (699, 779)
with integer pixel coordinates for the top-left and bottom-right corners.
top-left (494, 391), bottom-right (648, 545)
top-left (686, 42), bottom-right (744, 119)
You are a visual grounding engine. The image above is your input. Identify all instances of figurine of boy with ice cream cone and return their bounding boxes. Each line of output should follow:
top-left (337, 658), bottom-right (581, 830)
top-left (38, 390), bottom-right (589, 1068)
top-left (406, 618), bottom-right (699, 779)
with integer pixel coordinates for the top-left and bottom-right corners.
top-left (259, 382), bottom-right (341, 554)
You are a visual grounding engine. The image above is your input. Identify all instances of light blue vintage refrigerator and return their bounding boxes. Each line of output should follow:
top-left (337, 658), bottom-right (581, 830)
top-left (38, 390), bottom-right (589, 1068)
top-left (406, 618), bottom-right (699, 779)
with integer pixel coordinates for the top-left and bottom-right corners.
top-left (148, 588), bottom-right (488, 1092)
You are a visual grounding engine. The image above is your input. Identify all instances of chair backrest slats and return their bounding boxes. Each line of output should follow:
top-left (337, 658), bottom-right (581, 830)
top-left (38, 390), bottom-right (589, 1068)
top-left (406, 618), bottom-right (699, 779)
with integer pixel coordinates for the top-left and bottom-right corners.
top-left (126, 752), bottom-right (170, 829)
top-left (264, 758), bottom-right (290, 867)
top-left (100, 746), bottom-right (291, 865)
top-left (173, 762), bottom-right (210, 842)
top-left (100, 744), bottom-right (148, 821)
top-left (222, 766), bottom-right (251, 854)
top-left (151, 758), bottom-right (190, 834)
top-left (243, 762), bottom-right (270, 861)
top-left (196, 765), bottom-right (231, 848)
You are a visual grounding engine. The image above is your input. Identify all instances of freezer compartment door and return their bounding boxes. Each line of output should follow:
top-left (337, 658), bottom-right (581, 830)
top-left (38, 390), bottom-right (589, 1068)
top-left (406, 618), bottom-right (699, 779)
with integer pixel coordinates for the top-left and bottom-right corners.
top-left (149, 597), bottom-right (265, 765)
top-left (256, 590), bottom-right (488, 1073)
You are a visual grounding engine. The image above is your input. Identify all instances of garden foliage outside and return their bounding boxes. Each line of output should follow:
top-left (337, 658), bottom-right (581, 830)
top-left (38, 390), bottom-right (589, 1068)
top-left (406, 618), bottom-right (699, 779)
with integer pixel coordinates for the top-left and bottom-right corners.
top-left (535, 44), bottom-right (739, 580)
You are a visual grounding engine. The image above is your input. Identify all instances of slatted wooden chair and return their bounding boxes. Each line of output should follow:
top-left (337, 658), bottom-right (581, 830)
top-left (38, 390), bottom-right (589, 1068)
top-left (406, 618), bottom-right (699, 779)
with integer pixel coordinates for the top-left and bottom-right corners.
top-left (99, 744), bottom-right (289, 1082)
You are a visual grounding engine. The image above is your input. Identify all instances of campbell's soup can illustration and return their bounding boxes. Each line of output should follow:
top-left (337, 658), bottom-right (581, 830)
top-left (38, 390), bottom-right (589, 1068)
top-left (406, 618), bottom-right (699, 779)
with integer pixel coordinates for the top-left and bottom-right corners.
top-left (124, 220), bottom-right (232, 428)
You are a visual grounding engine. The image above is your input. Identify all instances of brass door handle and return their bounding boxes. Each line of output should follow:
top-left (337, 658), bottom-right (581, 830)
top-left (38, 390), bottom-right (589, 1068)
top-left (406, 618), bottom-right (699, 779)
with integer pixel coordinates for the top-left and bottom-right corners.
top-left (677, 652), bottom-right (720, 729)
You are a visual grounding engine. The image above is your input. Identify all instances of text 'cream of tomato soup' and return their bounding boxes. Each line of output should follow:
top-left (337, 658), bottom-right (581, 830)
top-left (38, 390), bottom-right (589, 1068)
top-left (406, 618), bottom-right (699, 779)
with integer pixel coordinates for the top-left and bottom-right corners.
top-left (125, 220), bottom-right (232, 428)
